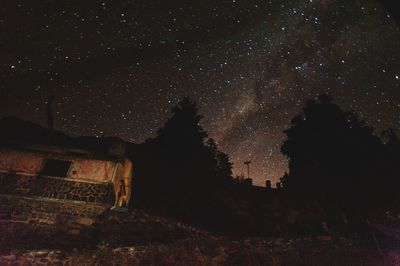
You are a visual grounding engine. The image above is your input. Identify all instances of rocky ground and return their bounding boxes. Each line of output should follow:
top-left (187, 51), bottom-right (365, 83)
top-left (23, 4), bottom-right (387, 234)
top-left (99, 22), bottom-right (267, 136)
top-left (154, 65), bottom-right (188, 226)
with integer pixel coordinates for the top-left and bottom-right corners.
top-left (0, 201), bottom-right (399, 265)
top-left (0, 237), bottom-right (364, 265)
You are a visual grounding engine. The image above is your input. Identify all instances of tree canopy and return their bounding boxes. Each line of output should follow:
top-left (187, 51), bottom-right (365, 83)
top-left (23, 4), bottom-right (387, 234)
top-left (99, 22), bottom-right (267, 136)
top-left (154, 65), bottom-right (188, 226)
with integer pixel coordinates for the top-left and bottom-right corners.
top-left (130, 97), bottom-right (233, 220)
top-left (281, 94), bottom-right (398, 214)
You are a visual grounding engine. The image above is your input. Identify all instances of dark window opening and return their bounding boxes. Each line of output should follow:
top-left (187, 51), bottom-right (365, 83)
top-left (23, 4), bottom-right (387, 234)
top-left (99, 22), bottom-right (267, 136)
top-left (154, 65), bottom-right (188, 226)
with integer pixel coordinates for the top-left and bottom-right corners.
top-left (41, 159), bottom-right (72, 177)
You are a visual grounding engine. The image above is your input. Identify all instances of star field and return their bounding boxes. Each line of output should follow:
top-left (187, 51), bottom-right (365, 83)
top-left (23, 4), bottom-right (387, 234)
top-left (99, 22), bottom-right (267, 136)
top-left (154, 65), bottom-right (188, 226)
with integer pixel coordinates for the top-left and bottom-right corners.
top-left (1, 0), bottom-right (399, 186)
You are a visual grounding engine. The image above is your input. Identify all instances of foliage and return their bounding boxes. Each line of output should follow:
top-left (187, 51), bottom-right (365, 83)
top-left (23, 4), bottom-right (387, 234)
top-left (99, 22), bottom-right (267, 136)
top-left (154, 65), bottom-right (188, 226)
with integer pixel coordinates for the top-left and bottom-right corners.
top-left (130, 97), bottom-right (234, 224)
top-left (281, 94), bottom-right (399, 215)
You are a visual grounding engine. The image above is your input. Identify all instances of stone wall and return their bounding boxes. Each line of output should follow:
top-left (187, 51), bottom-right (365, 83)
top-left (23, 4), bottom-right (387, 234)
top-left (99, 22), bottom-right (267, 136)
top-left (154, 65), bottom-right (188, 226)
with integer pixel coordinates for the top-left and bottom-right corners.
top-left (0, 171), bottom-right (116, 252)
top-left (0, 173), bottom-right (114, 204)
top-left (0, 194), bottom-right (110, 252)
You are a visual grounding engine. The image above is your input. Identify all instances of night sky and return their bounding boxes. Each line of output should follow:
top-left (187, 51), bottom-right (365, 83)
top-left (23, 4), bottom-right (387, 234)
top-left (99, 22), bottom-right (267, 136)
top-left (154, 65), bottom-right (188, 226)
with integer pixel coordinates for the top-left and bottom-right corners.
top-left (1, 0), bottom-right (399, 186)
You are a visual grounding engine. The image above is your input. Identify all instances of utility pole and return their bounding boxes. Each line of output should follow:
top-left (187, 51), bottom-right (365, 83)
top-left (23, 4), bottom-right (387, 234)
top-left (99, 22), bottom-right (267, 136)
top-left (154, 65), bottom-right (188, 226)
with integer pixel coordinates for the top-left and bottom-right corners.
top-left (244, 161), bottom-right (251, 179)
top-left (46, 94), bottom-right (54, 130)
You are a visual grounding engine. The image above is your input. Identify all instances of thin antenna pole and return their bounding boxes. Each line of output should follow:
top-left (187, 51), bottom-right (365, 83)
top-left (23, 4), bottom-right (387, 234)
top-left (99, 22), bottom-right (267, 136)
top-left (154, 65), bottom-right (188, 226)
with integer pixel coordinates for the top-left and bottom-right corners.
top-left (46, 87), bottom-right (55, 130)
top-left (46, 94), bottom-right (54, 130)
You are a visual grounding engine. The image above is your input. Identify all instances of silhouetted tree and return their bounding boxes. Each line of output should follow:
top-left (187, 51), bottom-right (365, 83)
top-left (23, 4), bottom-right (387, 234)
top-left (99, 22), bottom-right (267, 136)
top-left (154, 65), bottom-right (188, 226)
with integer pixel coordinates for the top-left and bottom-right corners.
top-left (281, 94), bottom-right (386, 217)
top-left (206, 138), bottom-right (233, 184)
top-left (131, 97), bottom-right (234, 223)
top-left (382, 128), bottom-right (400, 211)
top-left (155, 98), bottom-right (216, 194)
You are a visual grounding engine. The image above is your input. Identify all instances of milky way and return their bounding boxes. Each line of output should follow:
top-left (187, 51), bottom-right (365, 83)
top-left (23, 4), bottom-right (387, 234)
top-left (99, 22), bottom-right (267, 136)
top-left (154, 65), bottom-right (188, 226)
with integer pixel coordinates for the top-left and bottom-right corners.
top-left (1, 0), bottom-right (399, 186)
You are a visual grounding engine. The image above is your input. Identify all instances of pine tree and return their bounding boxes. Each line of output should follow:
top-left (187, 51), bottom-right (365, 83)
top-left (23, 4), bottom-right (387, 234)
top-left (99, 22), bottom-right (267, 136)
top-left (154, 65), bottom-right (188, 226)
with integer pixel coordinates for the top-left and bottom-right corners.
top-left (281, 94), bottom-right (384, 214)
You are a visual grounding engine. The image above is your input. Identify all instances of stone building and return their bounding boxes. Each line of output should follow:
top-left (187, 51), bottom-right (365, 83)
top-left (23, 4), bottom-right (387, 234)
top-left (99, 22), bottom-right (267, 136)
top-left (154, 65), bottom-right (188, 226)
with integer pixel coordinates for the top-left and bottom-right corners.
top-left (0, 140), bottom-right (133, 207)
